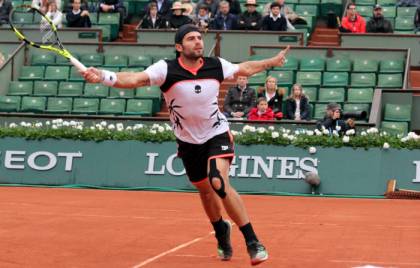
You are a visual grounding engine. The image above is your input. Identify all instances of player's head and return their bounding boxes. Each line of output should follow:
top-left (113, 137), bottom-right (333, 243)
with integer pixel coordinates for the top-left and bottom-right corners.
top-left (174, 24), bottom-right (204, 59)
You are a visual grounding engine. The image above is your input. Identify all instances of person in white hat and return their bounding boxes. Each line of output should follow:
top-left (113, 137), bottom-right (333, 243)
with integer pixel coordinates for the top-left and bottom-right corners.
top-left (238, 0), bottom-right (262, 30)
top-left (168, 1), bottom-right (193, 28)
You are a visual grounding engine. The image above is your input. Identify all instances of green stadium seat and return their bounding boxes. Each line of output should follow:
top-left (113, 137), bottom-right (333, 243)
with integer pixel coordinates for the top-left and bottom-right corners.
top-left (397, 7), bottom-right (417, 18)
top-left (20, 96), bottom-right (46, 112)
top-left (350, 73), bottom-right (376, 87)
top-left (355, 0), bottom-right (375, 5)
top-left (381, 121), bottom-right (408, 135)
top-left (128, 55), bottom-right (153, 67)
top-left (32, 52), bottom-right (56, 66)
top-left (381, 6), bottom-right (396, 18)
top-left (80, 53), bottom-right (104, 67)
top-left (320, 0), bottom-right (342, 17)
top-left (272, 56), bottom-right (299, 71)
top-left (268, 70), bottom-right (294, 87)
top-left (109, 88), bottom-right (135, 98)
top-left (72, 98), bottom-right (99, 114)
top-left (89, 12), bottom-right (98, 24)
top-left (395, 16), bottom-right (414, 31)
top-left (99, 98), bottom-right (126, 115)
top-left (376, 0), bottom-right (396, 6)
top-left (56, 54), bottom-right (78, 66)
top-left (152, 53), bottom-right (176, 63)
top-left (302, 86), bottom-right (318, 101)
top-left (295, 5), bottom-right (319, 16)
top-left (380, 60), bottom-right (404, 73)
top-left (343, 103), bottom-right (370, 115)
top-left (98, 13), bottom-right (120, 40)
top-left (299, 57), bottom-right (325, 71)
top-left (347, 88), bottom-right (374, 103)
top-left (322, 72), bottom-right (349, 87)
top-left (104, 55), bottom-right (128, 68)
top-left (248, 71), bottom-right (267, 86)
top-left (353, 59), bottom-right (378, 73)
top-left (11, 0), bottom-right (22, 7)
top-left (357, 6), bottom-right (373, 17)
top-left (69, 66), bottom-right (85, 82)
top-left (299, 0), bottom-right (320, 4)
top-left (84, 83), bottom-right (109, 98)
top-left (318, 87), bottom-right (345, 103)
top-left (313, 103), bottom-right (342, 120)
top-left (296, 71), bottom-right (322, 86)
top-left (96, 24), bottom-right (111, 42)
top-left (384, 103), bottom-right (411, 121)
top-left (8, 81), bottom-right (33, 96)
top-left (58, 82), bottom-right (84, 96)
top-left (124, 99), bottom-right (153, 116)
top-left (135, 85), bottom-right (161, 114)
top-left (19, 66), bottom-right (45, 81)
top-left (33, 81), bottom-right (58, 96)
top-left (377, 73), bottom-right (403, 88)
top-left (46, 97), bottom-right (73, 113)
top-left (326, 58), bottom-right (351, 72)
top-left (44, 66), bottom-right (70, 81)
top-left (11, 11), bottom-right (33, 24)
top-left (0, 96), bottom-right (21, 112)
top-left (33, 12), bottom-right (42, 23)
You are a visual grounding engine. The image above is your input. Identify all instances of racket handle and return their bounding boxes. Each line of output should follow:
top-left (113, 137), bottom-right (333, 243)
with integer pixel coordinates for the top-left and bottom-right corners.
top-left (70, 56), bottom-right (87, 72)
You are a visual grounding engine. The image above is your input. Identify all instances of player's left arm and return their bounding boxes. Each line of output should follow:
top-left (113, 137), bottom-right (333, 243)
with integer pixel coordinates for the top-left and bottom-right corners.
top-left (236, 46), bottom-right (290, 77)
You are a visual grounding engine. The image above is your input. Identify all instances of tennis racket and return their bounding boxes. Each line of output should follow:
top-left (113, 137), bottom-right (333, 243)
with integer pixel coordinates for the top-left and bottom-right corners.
top-left (9, 4), bottom-right (87, 72)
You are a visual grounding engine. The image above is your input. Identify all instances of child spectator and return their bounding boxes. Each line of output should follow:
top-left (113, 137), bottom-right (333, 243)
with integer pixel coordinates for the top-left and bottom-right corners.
top-left (248, 97), bottom-right (274, 120)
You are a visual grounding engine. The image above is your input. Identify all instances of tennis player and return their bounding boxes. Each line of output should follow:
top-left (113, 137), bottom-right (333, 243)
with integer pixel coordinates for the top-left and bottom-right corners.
top-left (82, 24), bottom-right (289, 265)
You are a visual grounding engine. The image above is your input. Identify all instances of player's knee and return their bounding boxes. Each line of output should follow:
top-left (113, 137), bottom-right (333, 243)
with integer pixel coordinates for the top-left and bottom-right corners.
top-left (209, 159), bottom-right (227, 199)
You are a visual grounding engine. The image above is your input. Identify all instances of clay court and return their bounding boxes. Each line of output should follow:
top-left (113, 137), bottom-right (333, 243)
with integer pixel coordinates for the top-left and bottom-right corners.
top-left (1, 186), bottom-right (420, 268)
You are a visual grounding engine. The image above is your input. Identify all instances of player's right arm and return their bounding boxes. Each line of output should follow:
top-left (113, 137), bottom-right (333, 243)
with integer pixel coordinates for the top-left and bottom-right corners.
top-left (82, 67), bottom-right (151, 89)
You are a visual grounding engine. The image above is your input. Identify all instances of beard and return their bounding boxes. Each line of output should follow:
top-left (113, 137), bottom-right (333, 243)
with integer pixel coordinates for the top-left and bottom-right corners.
top-left (183, 48), bottom-right (204, 60)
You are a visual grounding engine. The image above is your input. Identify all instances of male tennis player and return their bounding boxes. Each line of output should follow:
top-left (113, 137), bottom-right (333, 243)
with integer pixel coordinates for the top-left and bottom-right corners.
top-left (82, 24), bottom-right (289, 265)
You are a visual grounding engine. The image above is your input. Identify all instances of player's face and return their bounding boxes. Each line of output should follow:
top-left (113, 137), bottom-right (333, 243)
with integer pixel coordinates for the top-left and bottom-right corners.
top-left (178, 32), bottom-right (204, 59)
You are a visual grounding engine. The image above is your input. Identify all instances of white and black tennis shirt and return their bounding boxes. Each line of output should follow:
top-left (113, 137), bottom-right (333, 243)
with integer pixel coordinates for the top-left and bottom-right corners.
top-left (144, 57), bottom-right (239, 144)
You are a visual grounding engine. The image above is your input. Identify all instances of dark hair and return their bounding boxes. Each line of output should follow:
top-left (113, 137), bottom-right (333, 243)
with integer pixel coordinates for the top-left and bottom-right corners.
top-left (270, 2), bottom-right (281, 9)
top-left (257, 97), bottom-right (268, 105)
top-left (347, 2), bottom-right (356, 9)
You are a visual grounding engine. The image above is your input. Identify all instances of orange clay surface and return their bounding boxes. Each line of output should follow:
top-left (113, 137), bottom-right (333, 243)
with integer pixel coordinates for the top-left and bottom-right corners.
top-left (1, 187), bottom-right (420, 268)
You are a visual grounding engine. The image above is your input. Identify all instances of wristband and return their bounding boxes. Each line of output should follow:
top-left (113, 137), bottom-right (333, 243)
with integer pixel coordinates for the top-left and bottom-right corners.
top-left (101, 70), bottom-right (117, 87)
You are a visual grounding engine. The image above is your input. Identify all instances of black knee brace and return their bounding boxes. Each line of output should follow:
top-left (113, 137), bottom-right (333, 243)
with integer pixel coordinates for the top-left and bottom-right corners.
top-left (209, 158), bottom-right (226, 199)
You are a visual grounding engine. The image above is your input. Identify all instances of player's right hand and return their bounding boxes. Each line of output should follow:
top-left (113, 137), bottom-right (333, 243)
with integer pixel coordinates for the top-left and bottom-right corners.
top-left (81, 67), bottom-right (102, 84)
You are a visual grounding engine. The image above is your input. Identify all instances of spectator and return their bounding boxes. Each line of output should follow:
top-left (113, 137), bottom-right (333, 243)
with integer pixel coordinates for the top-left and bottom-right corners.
top-left (396, 0), bottom-right (420, 7)
top-left (263, 0), bottom-right (298, 27)
top-left (99, 0), bottom-right (125, 31)
top-left (261, 2), bottom-right (288, 31)
top-left (257, 75), bottom-right (285, 119)
top-left (211, 0), bottom-right (237, 29)
top-left (64, 0), bottom-right (89, 13)
top-left (146, 0), bottom-right (173, 19)
top-left (140, 2), bottom-right (168, 28)
top-left (168, 1), bottom-right (192, 28)
top-left (339, 3), bottom-right (366, 33)
top-left (194, 4), bottom-right (211, 30)
top-left (366, 4), bottom-right (393, 33)
top-left (223, 75), bottom-right (256, 119)
top-left (196, 0), bottom-right (219, 17)
top-left (225, 0), bottom-right (241, 15)
top-left (248, 97), bottom-right (274, 121)
top-left (33, 0), bottom-right (61, 13)
top-left (181, 0), bottom-right (196, 16)
top-left (0, 0), bottom-right (12, 25)
top-left (285, 84), bottom-right (311, 120)
top-left (44, 0), bottom-right (63, 28)
top-left (415, 7), bottom-right (420, 32)
top-left (316, 103), bottom-right (355, 135)
top-left (237, 0), bottom-right (262, 30)
top-left (67, 0), bottom-right (91, 27)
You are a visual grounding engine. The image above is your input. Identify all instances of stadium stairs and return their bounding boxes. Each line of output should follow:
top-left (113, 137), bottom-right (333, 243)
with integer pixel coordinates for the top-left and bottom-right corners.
top-left (308, 21), bottom-right (340, 47)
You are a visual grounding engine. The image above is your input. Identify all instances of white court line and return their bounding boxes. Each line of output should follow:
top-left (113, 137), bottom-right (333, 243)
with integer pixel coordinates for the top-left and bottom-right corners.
top-left (131, 231), bottom-right (215, 268)
top-left (330, 259), bottom-right (420, 266)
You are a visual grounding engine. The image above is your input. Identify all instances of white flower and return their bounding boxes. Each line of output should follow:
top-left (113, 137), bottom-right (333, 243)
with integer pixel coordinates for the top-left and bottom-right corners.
top-left (286, 129), bottom-right (291, 134)
top-left (116, 123), bottom-right (124, 131)
top-left (20, 121), bottom-right (27, 127)
top-left (35, 122), bottom-right (43, 128)
top-left (287, 135), bottom-right (295, 141)
top-left (271, 131), bottom-right (279, 138)
top-left (157, 126), bottom-right (165, 133)
top-left (90, 126), bottom-right (95, 130)
top-left (361, 131), bottom-right (367, 136)
top-left (257, 127), bottom-right (266, 134)
top-left (342, 135), bottom-right (350, 143)
top-left (332, 130), bottom-right (339, 137)
top-left (70, 120), bottom-right (77, 126)
top-left (52, 125), bottom-right (58, 129)
top-left (323, 129), bottom-right (330, 135)
top-left (308, 146), bottom-right (317, 154)
top-left (243, 125), bottom-right (256, 133)
top-left (231, 130), bottom-right (239, 136)
top-left (126, 126), bottom-right (132, 131)
top-left (108, 124), bottom-right (115, 130)
top-left (407, 132), bottom-right (418, 140)
top-left (281, 128), bottom-right (287, 133)
top-left (282, 133), bottom-right (288, 139)
top-left (165, 123), bottom-right (172, 131)
top-left (52, 119), bottom-right (63, 124)
top-left (152, 123), bottom-right (160, 129)
top-left (345, 129), bottom-right (355, 136)
top-left (314, 129), bottom-right (322, 136)
top-left (9, 123), bottom-right (17, 128)
top-left (76, 125), bottom-right (83, 130)
top-left (336, 125), bottom-right (341, 131)
top-left (100, 121), bottom-right (107, 127)
top-left (150, 129), bottom-right (157, 134)
top-left (63, 121), bottom-right (70, 127)
top-left (367, 127), bottom-right (379, 134)
top-left (268, 126), bottom-right (275, 131)
top-left (96, 124), bottom-right (104, 131)
top-left (401, 137), bottom-right (408, 143)
top-left (294, 130), bottom-right (300, 135)
top-left (45, 121), bottom-right (50, 126)
top-left (306, 130), bottom-right (314, 136)
top-left (133, 124), bottom-right (144, 130)
top-left (383, 142), bottom-right (390, 149)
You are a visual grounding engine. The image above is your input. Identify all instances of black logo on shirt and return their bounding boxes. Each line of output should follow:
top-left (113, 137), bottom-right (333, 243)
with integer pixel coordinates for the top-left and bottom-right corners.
top-left (194, 85), bottom-right (201, 94)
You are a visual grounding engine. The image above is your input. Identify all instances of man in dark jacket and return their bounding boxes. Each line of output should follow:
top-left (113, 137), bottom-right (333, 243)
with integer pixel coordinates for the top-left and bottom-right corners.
top-left (99, 0), bottom-right (125, 30)
top-left (261, 2), bottom-right (288, 31)
top-left (366, 4), bottom-right (393, 33)
top-left (67, 0), bottom-right (92, 27)
top-left (0, 0), bottom-right (12, 25)
top-left (168, 1), bottom-right (192, 28)
top-left (237, 0), bottom-right (262, 30)
top-left (223, 76), bottom-right (256, 118)
top-left (415, 7), bottom-right (420, 32)
top-left (211, 0), bottom-right (237, 30)
top-left (316, 103), bottom-right (355, 135)
top-left (140, 2), bottom-right (168, 28)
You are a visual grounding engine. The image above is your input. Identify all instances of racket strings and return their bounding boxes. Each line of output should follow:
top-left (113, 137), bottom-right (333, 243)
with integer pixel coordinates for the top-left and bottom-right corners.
top-left (40, 19), bottom-right (58, 45)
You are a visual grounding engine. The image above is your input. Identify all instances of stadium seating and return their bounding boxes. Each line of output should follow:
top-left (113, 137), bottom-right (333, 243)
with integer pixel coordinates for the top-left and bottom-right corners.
top-left (46, 97), bottom-right (73, 113)
top-left (72, 98), bottom-right (100, 114)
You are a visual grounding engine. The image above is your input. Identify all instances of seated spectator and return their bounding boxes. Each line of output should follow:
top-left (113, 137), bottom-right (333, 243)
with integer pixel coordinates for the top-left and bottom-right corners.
top-left (237, 0), bottom-right (262, 30)
top-left (140, 2), bottom-right (168, 28)
top-left (168, 1), bottom-right (192, 28)
top-left (99, 0), bottom-right (125, 31)
top-left (64, 0), bottom-right (89, 13)
top-left (44, 0), bottom-right (63, 28)
top-left (67, 0), bottom-right (91, 27)
top-left (0, 0), bottom-right (12, 25)
top-left (223, 75), bottom-right (256, 119)
top-left (257, 75), bottom-right (285, 119)
top-left (316, 103), bottom-right (355, 135)
top-left (181, 0), bottom-right (196, 16)
top-left (285, 84), bottom-right (311, 120)
top-left (367, 4), bottom-right (393, 33)
top-left (261, 2), bottom-right (288, 31)
top-left (248, 97), bottom-right (274, 121)
top-left (339, 3), bottom-right (366, 33)
top-left (194, 4), bottom-right (211, 30)
top-left (225, 0), bottom-right (241, 15)
top-left (33, 0), bottom-right (61, 14)
top-left (211, 1), bottom-right (237, 29)
top-left (263, 0), bottom-right (298, 28)
top-left (196, 0), bottom-right (219, 18)
top-left (146, 0), bottom-right (173, 19)
top-left (396, 0), bottom-right (420, 7)
top-left (415, 7), bottom-right (420, 32)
